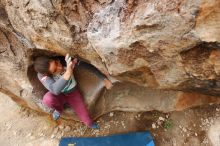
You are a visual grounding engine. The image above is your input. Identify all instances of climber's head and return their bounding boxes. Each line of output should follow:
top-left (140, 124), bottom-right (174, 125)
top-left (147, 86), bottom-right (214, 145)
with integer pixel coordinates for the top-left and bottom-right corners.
top-left (34, 56), bottom-right (63, 75)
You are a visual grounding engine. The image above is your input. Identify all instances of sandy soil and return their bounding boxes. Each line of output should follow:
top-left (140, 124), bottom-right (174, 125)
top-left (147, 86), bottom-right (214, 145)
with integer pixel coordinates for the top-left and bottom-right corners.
top-left (0, 92), bottom-right (219, 146)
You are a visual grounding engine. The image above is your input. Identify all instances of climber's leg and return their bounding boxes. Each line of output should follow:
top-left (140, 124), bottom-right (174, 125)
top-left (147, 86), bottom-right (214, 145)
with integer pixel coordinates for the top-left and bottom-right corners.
top-left (65, 87), bottom-right (93, 127)
top-left (42, 91), bottom-right (67, 114)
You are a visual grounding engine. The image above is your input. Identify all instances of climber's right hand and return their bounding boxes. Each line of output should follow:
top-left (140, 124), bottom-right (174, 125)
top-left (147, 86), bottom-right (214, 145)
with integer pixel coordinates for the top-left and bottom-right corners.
top-left (72, 58), bottom-right (78, 66)
top-left (63, 54), bottom-right (74, 80)
top-left (65, 53), bottom-right (77, 69)
top-left (63, 61), bottom-right (73, 80)
top-left (65, 53), bottom-right (72, 66)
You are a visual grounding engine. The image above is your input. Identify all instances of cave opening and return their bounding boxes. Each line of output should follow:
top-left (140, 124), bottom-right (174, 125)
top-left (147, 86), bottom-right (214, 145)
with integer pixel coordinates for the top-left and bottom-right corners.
top-left (27, 49), bottom-right (107, 113)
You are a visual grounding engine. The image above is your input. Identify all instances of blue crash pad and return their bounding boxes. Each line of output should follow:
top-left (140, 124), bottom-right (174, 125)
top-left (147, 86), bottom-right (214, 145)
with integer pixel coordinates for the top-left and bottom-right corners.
top-left (59, 131), bottom-right (155, 146)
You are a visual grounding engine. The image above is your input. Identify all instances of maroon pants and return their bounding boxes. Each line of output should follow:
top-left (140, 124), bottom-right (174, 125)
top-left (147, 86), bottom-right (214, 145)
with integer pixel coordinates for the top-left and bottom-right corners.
top-left (42, 88), bottom-right (93, 127)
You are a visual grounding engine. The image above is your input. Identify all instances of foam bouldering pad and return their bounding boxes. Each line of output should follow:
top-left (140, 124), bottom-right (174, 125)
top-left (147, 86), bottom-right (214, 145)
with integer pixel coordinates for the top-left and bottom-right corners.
top-left (59, 131), bottom-right (155, 146)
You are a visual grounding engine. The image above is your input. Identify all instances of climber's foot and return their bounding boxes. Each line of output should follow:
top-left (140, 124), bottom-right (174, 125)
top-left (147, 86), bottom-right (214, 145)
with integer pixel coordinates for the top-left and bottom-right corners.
top-left (90, 123), bottom-right (99, 130)
top-left (52, 110), bottom-right (60, 121)
top-left (104, 78), bottom-right (113, 90)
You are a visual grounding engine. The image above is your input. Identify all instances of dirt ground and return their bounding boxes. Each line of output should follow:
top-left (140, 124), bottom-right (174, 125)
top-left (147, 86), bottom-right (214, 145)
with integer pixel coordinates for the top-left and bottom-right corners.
top-left (0, 92), bottom-right (219, 146)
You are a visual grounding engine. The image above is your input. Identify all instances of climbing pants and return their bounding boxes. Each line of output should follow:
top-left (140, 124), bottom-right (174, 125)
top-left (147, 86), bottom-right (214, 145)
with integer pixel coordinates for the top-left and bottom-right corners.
top-left (42, 87), bottom-right (93, 127)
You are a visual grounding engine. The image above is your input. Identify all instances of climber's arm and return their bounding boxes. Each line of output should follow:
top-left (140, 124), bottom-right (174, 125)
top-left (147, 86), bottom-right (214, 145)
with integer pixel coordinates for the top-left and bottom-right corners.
top-left (76, 60), bottom-right (113, 89)
top-left (37, 73), bottom-right (68, 95)
top-left (76, 60), bottom-right (107, 80)
top-left (37, 58), bottom-right (75, 95)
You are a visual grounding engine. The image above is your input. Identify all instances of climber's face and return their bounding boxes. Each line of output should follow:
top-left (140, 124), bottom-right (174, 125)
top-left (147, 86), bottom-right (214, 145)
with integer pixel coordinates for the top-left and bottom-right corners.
top-left (48, 60), bottom-right (63, 74)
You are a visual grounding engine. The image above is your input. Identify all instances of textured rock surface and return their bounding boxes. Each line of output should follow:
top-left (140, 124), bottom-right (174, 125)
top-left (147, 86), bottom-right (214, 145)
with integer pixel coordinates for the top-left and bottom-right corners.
top-left (0, 0), bottom-right (220, 119)
top-left (195, 0), bottom-right (220, 42)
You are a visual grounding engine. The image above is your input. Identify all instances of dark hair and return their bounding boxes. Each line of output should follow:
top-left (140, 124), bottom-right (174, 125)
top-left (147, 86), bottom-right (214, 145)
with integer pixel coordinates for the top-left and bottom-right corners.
top-left (34, 56), bottom-right (51, 74)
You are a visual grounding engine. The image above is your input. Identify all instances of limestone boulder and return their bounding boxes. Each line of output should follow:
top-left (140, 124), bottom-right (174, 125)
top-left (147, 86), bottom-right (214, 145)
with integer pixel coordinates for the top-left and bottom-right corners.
top-left (0, 0), bottom-right (220, 119)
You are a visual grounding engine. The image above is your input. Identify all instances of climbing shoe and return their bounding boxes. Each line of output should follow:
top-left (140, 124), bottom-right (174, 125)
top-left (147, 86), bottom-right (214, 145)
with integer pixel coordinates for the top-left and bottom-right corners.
top-left (52, 110), bottom-right (60, 121)
top-left (90, 123), bottom-right (99, 130)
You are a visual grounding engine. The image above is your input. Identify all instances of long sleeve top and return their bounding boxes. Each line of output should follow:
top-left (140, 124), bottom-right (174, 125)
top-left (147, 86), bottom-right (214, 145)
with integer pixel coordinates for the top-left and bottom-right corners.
top-left (37, 59), bottom-right (106, 95)
top-left (37, 70), bottom-right (77, 95)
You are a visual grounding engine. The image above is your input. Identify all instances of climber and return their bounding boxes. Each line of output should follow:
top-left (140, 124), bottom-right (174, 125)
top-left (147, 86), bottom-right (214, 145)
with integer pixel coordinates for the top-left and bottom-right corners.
top-left (34, 54), bottom-right (113, 129)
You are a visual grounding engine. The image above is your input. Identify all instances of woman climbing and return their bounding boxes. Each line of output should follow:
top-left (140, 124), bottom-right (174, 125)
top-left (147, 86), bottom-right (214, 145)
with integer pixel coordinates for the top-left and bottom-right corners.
top-left (34, 54), bottom-right (113, 129)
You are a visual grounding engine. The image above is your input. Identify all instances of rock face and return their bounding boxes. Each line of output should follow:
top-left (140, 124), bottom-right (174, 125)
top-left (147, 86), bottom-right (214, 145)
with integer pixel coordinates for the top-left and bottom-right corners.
top-left (0, 0), bottom-right (220, 119)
